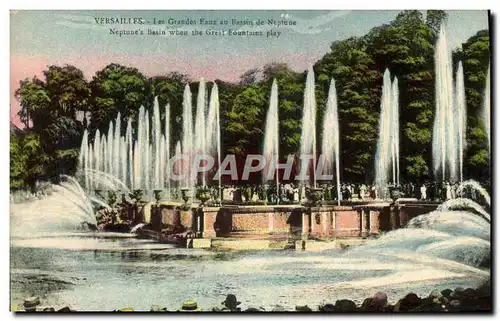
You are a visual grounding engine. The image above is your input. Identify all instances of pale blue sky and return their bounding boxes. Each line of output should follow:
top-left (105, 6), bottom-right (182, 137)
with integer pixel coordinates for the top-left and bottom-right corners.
top-left (11, 10), bottom-right (489, 62)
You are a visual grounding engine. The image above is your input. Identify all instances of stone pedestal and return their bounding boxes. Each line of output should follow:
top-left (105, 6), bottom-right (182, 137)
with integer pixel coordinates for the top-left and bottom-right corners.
top-left (179, 210), bottom-right (192, 228)
top-left (389, 206), bottom-right (399, 230)
top-left (332, 212), bottom-right (337, 236)
top-left (202, 209), bottom-right (217, 238)
top-left (192, 238), bottom-right (212, 249)
top-left (369, 210), bottom-right (380, 235)
top-left (194, 211), bottom-right (202, 238)
top-left (151, 204), bottom-right (163, 231)
top-left (360, 209), bottom-right (370, 238)
top-left (398, 206), bottom-right (409, 228)
top-left (322, 212), bottom-right (331, 235)
top-left (301, 212), bottom-right (310, 239)
top-left (310, 211), bottom-right (322, 236)
top-left (268, 212), bottom-right (275, 232)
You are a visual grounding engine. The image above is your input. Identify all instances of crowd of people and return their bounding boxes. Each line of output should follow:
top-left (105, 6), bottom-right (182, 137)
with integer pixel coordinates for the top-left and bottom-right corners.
top-left (209, 180), bottom-right (467, 205)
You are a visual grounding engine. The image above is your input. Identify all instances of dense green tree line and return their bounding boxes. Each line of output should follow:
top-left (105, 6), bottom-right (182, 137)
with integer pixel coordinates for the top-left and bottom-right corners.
top-left (453, 29), bottom-right (491, 181)
top-left (11, 10), bottom-right (490, 190)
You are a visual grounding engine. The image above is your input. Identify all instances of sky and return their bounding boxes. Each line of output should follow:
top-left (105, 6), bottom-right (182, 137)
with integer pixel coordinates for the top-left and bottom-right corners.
top-left (9, 10), bottom-right (489, 127)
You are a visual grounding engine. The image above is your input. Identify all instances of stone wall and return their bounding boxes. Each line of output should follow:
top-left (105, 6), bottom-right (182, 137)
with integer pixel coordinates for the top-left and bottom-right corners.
top-left (150, 201), bottom-right (438, 239)
top-left (334, 210), bottom-right (361, 237)
top-left (232, 213), bottom-right (268, 231)
top-left (398, 204), bottom-right (439, 227)
top-left (160, 206), bottom-right (178, 226)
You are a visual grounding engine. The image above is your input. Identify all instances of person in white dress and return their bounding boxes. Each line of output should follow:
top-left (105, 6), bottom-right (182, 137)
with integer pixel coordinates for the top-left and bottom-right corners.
top-left (360, 185), bottom-right (366, 200)
top-left (445, 182), bottom-right (452, 200)
top-left (420, 184), bottom-right (427, 200)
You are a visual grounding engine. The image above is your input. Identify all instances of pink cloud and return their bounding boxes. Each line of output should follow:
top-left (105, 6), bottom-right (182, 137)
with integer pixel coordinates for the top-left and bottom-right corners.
top-left (10, 52), bottom-right (317, 128)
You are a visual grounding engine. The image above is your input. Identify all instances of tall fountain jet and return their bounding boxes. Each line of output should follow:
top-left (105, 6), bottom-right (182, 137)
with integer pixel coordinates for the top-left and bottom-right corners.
top-left (174, 141), bottom-right (182, 188)
top-left (374, 69), bottom-right (399, 195)
top-left (144, 110), bottom-right (151, 191)
top-left (263, 80), bottom-right (280, 203)
top-left (134, 106), bottom-right (145, 189)
top-left (432, 24), bottom-right (466, 183)
top-left (164, 103), bottom-right (171, 199)
top-left (194, 78), bottom-right (207, 186)
top-left (483, 64), bottom-right (491, 155)
top-left (113, 112), bottom-right (121, 184)
top-left (153, 97), bottom-right (162, 189)
top-left (126, 119), bottom-right (133, 189)
top-left (79, 130), bottom-right (89, 190)
top-left (455, 62), bottom-right (467, 183)
top-left (78, 80), bottom-right (221, 200)
top-left (206, 84), bottom-right (222, 202)
top-left (321, 78), bottom-right (341, 205)
top-left (182, 84), bottom-right (194, 189)
top-left (299, 66), bottom-right (317, 187)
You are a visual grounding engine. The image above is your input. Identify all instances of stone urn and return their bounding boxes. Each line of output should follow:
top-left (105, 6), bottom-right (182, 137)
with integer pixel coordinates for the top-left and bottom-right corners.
top-left (120, 193), bottom-right (129, 205)
top-left (107, 190), bottom-right (117, 207)
top-left (153, 189), bottom-right (164, 203)
top-left (130, 189), bottom-right (144, 204)
top-left (389, 186), bottom-right (402, 202)
top-left (306, 187), bottom-right (323, 207)
top-left (196, 187), bottom-right (211, 207)
top-left (180, 188), bottom-right (192, 207)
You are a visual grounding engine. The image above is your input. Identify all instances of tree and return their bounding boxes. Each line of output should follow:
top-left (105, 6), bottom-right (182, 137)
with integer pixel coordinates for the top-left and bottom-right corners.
top-left (366, 10), bottom-right (435, 182)
top-left (151, 72), bottom-right (190, 147)
top-left (426, 10), bottom-right (448, 35)
top-left (315, 37), bottom-right (379, 182)
top-left (43, 65), bottom-right (91, 119)
top-left (239, 68), bottom-right (261, 86)
top-left (14, 65), bottom-right (90, 186)
top-left (216, 79), bottom-right (242, 160)
top-left (225, 86), bottom-right (266, 156)
top-left (10, 131), bottom-right (28, 189)
top-left (262, 63), bottom-right (297, 83)
top-left (89, 63), bottom-right (152, 132)
top-left (42, 116), bottom-right (83, 179)
top-left (10, 10), bottom-right (490, 188)
top-left (10, 130), bottom-right (49, 190)
top-left (453, 30), bottom-right (490, 180)
top-left (15, 76), bottom-right (51, 130)
top-left (261, 63), bottom-right (304, 158)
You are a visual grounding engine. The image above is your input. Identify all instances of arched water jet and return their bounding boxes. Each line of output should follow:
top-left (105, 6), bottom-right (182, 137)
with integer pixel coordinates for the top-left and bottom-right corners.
top-left (437, 198), bottom-right (490, 223)
top-left (456, 179), bottom-right (491, 208)
top-left (11, 176), bottom-right (98, 237)
top-left (416, 237), bottom-right (490, 268)
top-left (407, 211), bottom-right (490, 241)
top-left (84, 169), bottom-right (131, 193)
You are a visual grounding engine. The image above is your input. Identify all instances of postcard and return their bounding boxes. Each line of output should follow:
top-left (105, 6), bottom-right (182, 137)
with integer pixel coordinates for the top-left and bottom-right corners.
top-left (10, 9), bottom-right (491, 312)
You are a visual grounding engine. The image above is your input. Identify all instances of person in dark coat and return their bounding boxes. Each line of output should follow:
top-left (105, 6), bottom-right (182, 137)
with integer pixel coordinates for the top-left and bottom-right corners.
top-left (342, 186), bottom-right (351, 201)
top-left (221, 294), bottom-right (241, 312)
